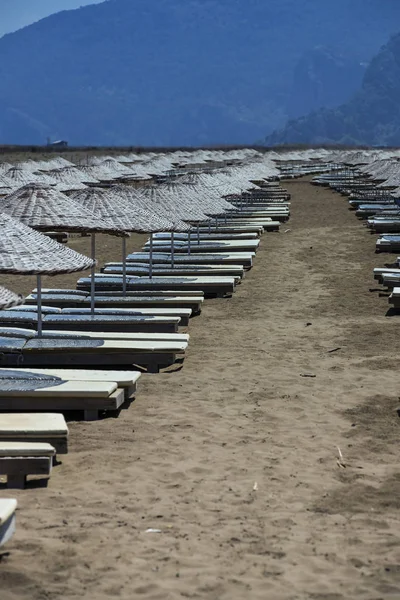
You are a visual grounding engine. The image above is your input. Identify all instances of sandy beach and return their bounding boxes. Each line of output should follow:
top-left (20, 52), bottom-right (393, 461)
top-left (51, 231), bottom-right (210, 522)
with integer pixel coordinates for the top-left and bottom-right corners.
top-left (1, 176), bottom-right (400, 599)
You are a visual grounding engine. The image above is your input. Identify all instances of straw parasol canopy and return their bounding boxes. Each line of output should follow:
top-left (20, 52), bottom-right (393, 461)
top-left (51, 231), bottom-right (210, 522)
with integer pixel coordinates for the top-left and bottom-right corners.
top-left (0, 184), bottom-right (128, 236)
top-left (70, 186), bottom-right (190, 232)
top-left (0, 212), bottom-right (95, 335)
top-left (0, 286), bottom-right (24, 310)
top-left (1, 166), bottom-right (45, 188)
top-left (0, 213), bottom-right (95, 275)
top-left (70, 186), bottom-right (190, 287)
top-left (46, 166), bottom-right (99, 188)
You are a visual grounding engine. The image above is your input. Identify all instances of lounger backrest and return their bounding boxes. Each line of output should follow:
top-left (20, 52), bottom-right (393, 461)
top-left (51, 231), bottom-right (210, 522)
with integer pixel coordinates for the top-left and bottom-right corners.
top-left (9, 306), bottom-right (61, 314)
top-left (31, 288), bottom-right (87, 296)
top-left (0, 311), bottom-right (37, 323)
top-left (0, 337), bottom-right (27, 351)
top-left (0, 328), bottom-right (36, 339)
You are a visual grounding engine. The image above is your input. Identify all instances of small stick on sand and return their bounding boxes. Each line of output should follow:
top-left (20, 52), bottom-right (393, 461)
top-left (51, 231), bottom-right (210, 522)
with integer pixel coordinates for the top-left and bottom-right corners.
top-left (336, 446), bottom-right (346, 469)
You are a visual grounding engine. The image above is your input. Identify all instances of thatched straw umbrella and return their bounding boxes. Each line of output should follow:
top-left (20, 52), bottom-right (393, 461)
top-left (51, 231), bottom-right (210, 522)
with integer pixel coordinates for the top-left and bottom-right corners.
top-left (70, 186), bottom-right (189, 287)
top-left (133, 183), bottom-right (224, 253)
top-left (111, 185), bottom-right (193, 269)
top-left (0, 213), bottom-right (94, 335)
top-left (0, 286), bottom-right (24, 310)
top-left (2, 167), bottom-right (44, 188)
top-left (0, 183), bottom-right (128, 313)
top-left (46, 166), bottom-right (99, 189)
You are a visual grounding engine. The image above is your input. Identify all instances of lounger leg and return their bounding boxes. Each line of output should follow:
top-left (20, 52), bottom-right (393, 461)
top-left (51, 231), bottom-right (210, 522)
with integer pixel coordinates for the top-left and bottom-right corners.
top-left (84, 409), bottom-right (100, 421)
top-left (7, 474), bottom-right (27, 489)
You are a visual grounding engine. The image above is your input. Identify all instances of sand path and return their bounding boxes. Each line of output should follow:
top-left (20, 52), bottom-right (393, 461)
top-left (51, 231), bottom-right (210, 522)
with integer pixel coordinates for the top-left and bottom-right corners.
top-left (2, 178), bottom-right (400, 599)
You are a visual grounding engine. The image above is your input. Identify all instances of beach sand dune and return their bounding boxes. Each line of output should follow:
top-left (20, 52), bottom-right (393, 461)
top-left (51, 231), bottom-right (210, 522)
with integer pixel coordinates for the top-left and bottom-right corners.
top-left (1, 178), bottom-right (400, 599)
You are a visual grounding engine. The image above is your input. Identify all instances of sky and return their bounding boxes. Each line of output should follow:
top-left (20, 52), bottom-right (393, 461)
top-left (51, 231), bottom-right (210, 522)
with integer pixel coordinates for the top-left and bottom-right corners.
top-left (0, 0), bottom-right (105, 37)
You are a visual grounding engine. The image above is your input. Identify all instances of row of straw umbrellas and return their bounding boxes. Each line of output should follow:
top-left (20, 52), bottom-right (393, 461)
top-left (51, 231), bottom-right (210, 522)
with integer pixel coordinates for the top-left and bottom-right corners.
top-left (0, 168), bottom-right (242, 335)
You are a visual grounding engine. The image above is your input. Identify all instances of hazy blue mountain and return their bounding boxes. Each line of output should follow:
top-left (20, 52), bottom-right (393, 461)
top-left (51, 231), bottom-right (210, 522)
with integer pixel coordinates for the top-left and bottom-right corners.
top-left (286, 48), bottom-right (367, 119)
top-left (267, 33), bottom-right (400, 147)
top-left (0, 1), bottom-right (103, 37)
top-left (1, 0), bottom-right (400, 146)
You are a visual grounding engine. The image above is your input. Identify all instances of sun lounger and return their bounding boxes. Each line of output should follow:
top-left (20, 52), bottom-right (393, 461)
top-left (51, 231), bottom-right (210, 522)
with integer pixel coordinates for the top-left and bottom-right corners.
top-left (31, 289), bottom-right (87, 296)
top-left (1, 368), bottom-right (141, 401)
top-left (0, 327), bottom-right (189, 344)
top-left (25, 291), bottom-right (204, 313)
top-left (0, 413), bottom-right (68, 454)
top-left (77, 275), bottom-right (236, 298)
top-left (220, 218), bottom-right (283, 228)
top-left (11, 306), bottom-right (61, 314)
top-left (369, 219), bottom-right (400, 233)
top-left (196, 224), bottom-right (263, 235)
top-left (153, 232), bottom-right (260, 241)
top-left (228, 208), bottom-right (289, 216)
top-left (0, 374), bottom-right (126, 421)
top-left (389, 286), bottom-right (400, 309)
top-left (126, 252), bottom-right (254, 268)
top-left (373, 267), bottom-right (400, 282)
top-left (23, 338), bottom-right (186, 373)
top-left (14, 305), bottom-right (192, 327)
top-left (376, 235), bottom-right (400, 253)
top-left (0, 332), bottom-right (188, 373)
top-left (102, 263), bottom-right (244, 280)
top-left (0, 311), bottom-right (182, 333)
top-left (0, 498), bottom-right (17, 542)
top-left (144, 239), bottom-right (260, 253)
top-left (60, 307), bottom-right (192, 326)
top-left (0, 443), bottom-right (55, 488)
top-left (33, 288), bottom-right (204, 298)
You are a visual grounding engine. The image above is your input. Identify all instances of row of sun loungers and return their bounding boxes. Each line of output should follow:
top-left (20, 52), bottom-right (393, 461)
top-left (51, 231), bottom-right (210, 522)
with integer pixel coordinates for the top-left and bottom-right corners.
top-left (0, 171), bottom-right (287, 552)
top-left (309, 163), bottom-right (400, 316)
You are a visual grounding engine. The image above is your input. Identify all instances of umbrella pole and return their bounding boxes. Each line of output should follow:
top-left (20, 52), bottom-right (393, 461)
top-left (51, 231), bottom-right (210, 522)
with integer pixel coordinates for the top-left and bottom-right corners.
top-left (122, 237), bottom-right (127, 296)
top-left (171, 232), bottom-right (175, 268)
top-left (149, 233), bottom-right (153, 279)
top-left (187, 232), bottom-right (191, 255)
top-left (224, 212), bottom-right (227, 225)
top-left (37, 274), bottom-right (43, 338)
top-left (208, 221), bottom-right (211, 234)
top-left (215, 217), bottom-right (218, 230)
top-left (197, 224), bottom-right (200, 245)
top-left (90, 233), bottom-right (96, 316)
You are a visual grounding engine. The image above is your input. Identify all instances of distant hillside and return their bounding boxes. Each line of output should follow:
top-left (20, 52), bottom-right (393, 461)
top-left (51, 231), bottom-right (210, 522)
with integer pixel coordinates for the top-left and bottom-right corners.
top-left (1, 0), bottom-right (400, 146)
top-left (286, 48), bottom-right (367, 120)
top-left (267, 33), bottom-right (400, 146)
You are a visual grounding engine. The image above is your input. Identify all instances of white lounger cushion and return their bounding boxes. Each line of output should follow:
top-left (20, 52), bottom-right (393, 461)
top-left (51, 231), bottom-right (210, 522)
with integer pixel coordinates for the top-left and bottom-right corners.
top-left (61, 308), bottom-right (192, 317)
top-left (146, 240), bottom-right (259, 249)
top-left (0, 442), bottom-right (55, 457)
top-left (43, 315), bottom-right (180, 324)
top-left (0, 380), bottom-right (118, 398)
top-left (42, 330), bottom-right (189, 342)
top-left (6, 369), bottom-right (141, 387)
top-left (0, 413), bottom-right (68, 437)
top-left (9, 306), bottom-right (61, 314)
top-left (25, 339), bottom-right (188, 352)
top-left (0, 499), bottom-right (17, 525)
top-left (0, 328), bottom-right (36, 339)
top-left (32, 288), bottom-right (87, 296)
top-left (83, 274), bottom-right (236, 284)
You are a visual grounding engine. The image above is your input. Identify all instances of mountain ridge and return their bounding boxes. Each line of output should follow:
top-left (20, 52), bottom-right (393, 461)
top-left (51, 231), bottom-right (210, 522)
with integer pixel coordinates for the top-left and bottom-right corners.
top-left (1, 0), bottom-right (400, 145)
top-left (266, 32), bottom-right (400, 147)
